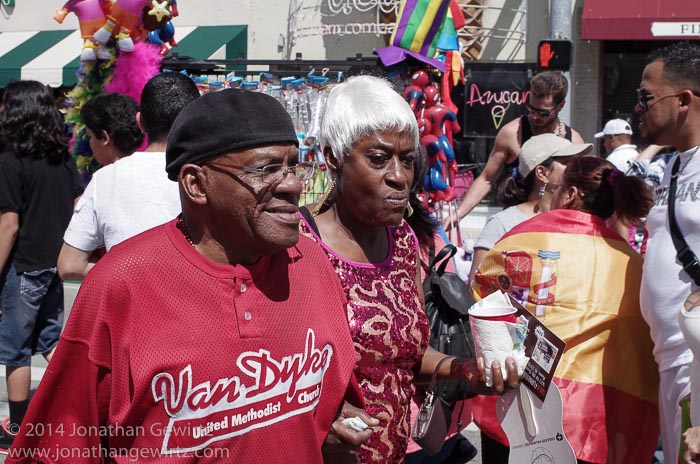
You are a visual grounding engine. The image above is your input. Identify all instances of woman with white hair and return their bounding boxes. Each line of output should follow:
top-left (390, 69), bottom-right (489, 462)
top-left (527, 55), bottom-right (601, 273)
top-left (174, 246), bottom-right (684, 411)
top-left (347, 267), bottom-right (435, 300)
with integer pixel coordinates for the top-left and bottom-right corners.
top-left (299, 75), bottom-right (519, 463)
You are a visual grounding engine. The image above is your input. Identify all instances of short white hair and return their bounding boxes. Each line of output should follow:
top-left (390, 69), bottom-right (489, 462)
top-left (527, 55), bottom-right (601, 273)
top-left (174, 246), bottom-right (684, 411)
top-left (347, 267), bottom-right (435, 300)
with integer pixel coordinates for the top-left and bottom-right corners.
top-left (319, 75), bottom-right (419, 163)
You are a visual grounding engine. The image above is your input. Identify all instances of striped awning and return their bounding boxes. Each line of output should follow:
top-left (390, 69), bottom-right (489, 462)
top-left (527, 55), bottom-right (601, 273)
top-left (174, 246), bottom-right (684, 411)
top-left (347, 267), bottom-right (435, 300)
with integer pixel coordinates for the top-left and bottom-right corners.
top-left (0, 25), bottom-right (247, 88)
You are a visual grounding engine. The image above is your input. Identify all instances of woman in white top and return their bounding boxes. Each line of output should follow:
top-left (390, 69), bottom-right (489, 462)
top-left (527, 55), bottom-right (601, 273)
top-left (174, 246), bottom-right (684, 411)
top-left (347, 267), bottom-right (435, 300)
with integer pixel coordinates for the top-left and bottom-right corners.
top-left (468, 134), bottom-right (592, 283)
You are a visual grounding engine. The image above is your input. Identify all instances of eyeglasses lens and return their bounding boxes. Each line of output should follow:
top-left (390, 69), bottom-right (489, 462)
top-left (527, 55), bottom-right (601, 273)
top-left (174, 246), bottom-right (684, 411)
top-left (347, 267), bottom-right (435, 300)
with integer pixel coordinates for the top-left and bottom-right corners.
top-left (262, 163), bottom-right (315, 183)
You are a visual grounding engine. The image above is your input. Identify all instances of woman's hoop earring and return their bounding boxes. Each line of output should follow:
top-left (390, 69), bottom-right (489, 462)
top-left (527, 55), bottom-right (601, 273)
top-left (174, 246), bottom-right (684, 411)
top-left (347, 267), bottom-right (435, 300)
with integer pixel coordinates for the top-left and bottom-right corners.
top-left (538, 184), bottom-right (547, 197)
top-left (311, 179), bottom-right (336, 217)
top-left (405, 202), bottom-right (414, 218)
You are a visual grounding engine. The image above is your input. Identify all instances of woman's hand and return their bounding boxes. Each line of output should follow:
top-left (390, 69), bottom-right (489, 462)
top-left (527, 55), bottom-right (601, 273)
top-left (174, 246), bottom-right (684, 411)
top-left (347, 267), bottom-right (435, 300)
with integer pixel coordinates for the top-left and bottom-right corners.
top-left (476, 356), bottom-right (520, 395)
top-left (417, 347), bottom-right (520, 395)
top-left (442, 355), bottom-right (520, 395)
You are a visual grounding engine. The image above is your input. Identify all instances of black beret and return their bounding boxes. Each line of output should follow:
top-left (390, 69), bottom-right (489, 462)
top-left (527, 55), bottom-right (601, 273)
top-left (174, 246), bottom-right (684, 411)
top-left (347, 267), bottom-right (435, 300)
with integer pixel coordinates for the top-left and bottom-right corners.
top-left (165, 89), bottom-right (298, 181)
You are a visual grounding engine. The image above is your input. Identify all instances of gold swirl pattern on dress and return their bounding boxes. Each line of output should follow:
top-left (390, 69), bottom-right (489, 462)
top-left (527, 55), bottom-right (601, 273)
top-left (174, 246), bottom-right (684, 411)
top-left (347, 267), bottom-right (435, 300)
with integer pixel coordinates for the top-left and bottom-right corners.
top-left (301, 219), bottom-right (429, 463)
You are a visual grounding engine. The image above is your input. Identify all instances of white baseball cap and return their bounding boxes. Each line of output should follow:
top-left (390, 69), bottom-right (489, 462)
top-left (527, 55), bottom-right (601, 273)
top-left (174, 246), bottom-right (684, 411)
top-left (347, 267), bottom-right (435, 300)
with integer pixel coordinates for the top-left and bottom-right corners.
top-left (518, 134), bottom-right (593, 178)
top-left (594, 119), bottom-right (633, 138)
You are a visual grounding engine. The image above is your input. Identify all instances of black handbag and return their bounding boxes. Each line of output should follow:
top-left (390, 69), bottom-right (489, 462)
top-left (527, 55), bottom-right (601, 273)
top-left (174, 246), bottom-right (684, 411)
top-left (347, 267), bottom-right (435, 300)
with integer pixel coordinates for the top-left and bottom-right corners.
top-left (423, 244), bottom-right (477, 403)
top-left (411, 356), bottom-right (453, 455)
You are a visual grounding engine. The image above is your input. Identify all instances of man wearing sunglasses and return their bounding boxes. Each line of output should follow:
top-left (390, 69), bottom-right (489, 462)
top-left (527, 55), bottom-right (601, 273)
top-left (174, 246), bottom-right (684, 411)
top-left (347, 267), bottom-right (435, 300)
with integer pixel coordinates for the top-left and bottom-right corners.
top-left (446, 71), bottom-right (584, 230)
top-left (634, 42), bottom-right (700, 464)
top-left (7, 90), bottom-right (375, 463)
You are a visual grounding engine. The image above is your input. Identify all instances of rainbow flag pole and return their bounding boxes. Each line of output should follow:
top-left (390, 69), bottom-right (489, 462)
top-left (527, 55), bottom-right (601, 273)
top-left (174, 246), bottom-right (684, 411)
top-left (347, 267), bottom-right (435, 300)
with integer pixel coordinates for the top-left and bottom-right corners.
top-left (375, 0), bottom-right (452, 70)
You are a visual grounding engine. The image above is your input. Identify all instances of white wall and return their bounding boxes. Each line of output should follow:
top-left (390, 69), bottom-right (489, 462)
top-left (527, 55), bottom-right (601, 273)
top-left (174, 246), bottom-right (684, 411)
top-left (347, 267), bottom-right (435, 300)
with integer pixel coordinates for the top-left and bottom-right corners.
top-left (0, 1), bottom-right (542, 62)
top-left (0, 1), bottom-right (379, 60)
top-left (1, 0), bottom-right (85, 31)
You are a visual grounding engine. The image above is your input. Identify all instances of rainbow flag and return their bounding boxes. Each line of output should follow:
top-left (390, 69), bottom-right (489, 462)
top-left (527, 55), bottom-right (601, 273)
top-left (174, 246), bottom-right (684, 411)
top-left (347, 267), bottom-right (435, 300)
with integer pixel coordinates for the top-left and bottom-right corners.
top-left (471, 209), bottom-right (659, 464)
top-left (375, 0), bottom-right (453, 70)
top-left (436, 0), bottom-right (464, 52)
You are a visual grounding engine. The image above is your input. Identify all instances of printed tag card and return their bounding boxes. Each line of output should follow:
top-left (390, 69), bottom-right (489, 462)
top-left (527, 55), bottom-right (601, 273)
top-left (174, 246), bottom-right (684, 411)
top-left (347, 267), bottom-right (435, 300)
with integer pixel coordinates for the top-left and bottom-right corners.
top-left (507, 294), bottom-right (565, 401)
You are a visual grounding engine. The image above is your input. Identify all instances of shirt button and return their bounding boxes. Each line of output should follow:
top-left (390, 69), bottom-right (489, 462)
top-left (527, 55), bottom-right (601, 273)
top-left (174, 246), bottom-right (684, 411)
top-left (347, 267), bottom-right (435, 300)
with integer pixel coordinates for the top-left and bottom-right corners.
top-left (244, 311), bottom-right (252, 321)
top-left (240, 283), bottom-right (247, 293)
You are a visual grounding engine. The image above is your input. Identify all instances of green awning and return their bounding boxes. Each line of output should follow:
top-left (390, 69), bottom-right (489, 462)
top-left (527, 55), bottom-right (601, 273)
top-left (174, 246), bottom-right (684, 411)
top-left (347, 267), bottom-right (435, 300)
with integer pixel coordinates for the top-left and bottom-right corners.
top-left (0, 25), bottom-right (247, 88)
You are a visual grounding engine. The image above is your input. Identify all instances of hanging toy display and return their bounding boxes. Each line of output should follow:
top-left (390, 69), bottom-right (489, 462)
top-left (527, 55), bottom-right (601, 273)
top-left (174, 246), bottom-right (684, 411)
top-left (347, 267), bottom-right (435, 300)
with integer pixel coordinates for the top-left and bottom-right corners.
top-left (436, 49), bottom-right (463, 113)
top-left (402, 69), bottom-right (430, 112)
top-left (301, 74), bottom-right (331, 207)
top-left (54, 0), bottom-right (111, 61)
top-left (402, 84), bottom-right (424, 112)
top-left (408, 71), bottom-right (460, 210)
top-left (144, 0), bottom-right (178, 55)
top-left (424, 83), bottom-right (460, 165)
top-left (56, 1), bottom-right (166, 175)
top-left (417, 117), bottom-right (447, 202)
top-left (93, 0), bottom-right (172, 53)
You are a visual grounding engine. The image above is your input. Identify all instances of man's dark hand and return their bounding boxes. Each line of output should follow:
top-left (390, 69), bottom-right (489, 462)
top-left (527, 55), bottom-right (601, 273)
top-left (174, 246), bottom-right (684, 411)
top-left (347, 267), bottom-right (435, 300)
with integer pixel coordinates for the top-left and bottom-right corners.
top-left (322, 402), bottom-right (378, 463)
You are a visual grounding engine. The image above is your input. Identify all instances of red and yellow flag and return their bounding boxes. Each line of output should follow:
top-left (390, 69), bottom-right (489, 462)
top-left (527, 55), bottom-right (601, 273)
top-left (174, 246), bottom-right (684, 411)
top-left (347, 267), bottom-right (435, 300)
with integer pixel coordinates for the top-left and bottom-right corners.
top-left (471, 209), bottom-right (659, 464)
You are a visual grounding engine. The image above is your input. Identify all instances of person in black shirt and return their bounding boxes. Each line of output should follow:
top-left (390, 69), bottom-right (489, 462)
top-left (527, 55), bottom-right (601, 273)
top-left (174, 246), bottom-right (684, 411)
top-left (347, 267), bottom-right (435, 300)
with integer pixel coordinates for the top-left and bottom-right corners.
top-left (0, 81), bottom-right (84, 450)
top-left (446, 71), bottom-right (585, 230)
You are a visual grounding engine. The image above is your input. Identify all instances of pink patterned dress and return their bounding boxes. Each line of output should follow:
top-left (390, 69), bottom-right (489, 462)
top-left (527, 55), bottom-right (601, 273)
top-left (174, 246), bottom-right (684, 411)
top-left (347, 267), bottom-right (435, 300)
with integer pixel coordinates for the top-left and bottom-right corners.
top-left (300, 215), bottom-right (430, 463)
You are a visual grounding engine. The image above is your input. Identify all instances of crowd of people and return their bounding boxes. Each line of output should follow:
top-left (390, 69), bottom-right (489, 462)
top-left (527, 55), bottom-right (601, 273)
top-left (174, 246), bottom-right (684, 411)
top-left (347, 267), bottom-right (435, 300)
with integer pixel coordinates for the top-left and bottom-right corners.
top-left (0, 40), bottom-right (698, 464)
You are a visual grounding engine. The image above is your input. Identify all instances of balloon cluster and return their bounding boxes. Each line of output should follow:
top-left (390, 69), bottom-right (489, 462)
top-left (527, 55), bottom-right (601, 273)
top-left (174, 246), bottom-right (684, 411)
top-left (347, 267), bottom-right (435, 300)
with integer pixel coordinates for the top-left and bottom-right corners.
top-left (54, 0), bottom-right (179, 61)
top-left (403, 69), bottom-right (461, 204)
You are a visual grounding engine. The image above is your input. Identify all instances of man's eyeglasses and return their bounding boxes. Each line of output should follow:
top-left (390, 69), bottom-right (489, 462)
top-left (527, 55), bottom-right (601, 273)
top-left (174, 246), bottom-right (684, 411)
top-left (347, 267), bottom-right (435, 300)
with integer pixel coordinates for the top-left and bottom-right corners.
top-left (526, 103), bottom-right (556, 118)
top-left (205, 161), bottom-right (316, 184)
top-left (636, 88), bottom-right (700, 112)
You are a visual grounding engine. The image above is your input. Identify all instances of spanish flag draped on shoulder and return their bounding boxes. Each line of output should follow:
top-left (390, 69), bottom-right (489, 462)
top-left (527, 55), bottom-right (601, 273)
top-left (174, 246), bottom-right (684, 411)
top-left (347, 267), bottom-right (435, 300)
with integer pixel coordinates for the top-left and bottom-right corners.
top-left (471, 209), bottom-right (659, 464)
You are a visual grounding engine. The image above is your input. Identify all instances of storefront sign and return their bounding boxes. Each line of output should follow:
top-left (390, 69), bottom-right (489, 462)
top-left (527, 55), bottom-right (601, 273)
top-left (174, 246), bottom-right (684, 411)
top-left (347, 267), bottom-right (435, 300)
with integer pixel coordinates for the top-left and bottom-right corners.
top-left (290, 1), bottom-right (398, 40)
top-left (326, 0), bottom-right (399, 16)
top-left (651, 22), bottom-right (700, 37)
top-left (293, 22), bottom-right (394, 39)
top-left (462, 66), bottom-right (532, 137)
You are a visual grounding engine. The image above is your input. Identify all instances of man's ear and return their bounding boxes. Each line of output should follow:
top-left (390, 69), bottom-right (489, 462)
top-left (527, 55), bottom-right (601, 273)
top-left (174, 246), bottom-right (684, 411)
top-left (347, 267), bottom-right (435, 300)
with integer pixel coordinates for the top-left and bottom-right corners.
top-left (100, 129), bottom-right (111, 146)
top-left (135, 112), bottom-right (146, 135)
top-left (180, 164), bottom-right (208, 205)
top-left (679, 89), bottom-right (694, 108)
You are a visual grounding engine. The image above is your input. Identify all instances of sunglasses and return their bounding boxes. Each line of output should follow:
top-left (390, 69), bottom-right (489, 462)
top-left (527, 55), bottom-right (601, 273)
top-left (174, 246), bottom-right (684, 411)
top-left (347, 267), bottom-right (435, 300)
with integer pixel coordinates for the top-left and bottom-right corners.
top-left (636, 88), bottom-right (700, 112)
top-left (526, 103), bottom-right (557, 118)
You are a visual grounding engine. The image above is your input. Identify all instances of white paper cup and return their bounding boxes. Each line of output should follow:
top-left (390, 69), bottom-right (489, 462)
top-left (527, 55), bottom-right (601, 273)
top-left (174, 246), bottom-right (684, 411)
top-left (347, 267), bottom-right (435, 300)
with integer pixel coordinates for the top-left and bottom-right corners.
top-left (469, 308), bottom-right (524, 387)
